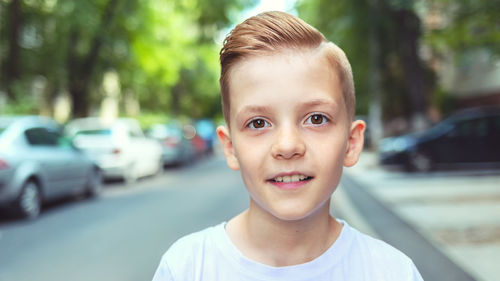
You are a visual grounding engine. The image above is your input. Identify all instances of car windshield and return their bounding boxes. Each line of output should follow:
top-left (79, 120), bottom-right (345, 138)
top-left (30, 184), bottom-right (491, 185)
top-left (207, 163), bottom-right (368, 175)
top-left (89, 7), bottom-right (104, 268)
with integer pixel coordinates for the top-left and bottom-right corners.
top-left (426, 119), bottom-right (452, 136)
top-left (75, 129), bottom-right (111, 136)
top-left (0, 118), bottom-right (19, 136)
top-left (149, 125), bottom-right (182, 139)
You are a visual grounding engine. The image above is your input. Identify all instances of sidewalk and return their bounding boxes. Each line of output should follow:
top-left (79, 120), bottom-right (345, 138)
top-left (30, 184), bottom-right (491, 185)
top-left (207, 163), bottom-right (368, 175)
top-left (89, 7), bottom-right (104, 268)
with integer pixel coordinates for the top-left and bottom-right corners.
top-left (337, 151), bottom-right (500, 281)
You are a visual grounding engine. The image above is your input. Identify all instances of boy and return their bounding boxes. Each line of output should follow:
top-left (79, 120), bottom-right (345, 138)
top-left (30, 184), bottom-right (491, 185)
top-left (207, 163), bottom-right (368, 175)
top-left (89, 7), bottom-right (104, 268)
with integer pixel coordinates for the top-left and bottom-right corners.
top-left (152, 11), bottom-right (423, 281)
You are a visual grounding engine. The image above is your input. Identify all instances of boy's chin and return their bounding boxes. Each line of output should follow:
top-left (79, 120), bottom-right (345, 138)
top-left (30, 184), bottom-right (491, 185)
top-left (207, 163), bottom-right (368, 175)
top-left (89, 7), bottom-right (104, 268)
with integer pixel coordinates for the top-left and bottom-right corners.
top-left (266, 203), bottom-right (329, 222)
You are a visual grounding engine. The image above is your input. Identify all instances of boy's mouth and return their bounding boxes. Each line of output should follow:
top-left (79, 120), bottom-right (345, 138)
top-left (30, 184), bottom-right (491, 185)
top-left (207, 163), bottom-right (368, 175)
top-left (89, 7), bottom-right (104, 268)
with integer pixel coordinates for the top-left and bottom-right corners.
top-left (267, 173), bottom-right (313, 190)
top-left (270, 174), bottom-right (313, 183)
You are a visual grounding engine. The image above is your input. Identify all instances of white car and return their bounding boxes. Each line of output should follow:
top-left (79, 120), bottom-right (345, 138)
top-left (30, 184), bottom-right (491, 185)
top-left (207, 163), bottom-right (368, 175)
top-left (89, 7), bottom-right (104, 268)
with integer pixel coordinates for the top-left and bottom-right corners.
top-left (66, 118), bottom-right (163, 183)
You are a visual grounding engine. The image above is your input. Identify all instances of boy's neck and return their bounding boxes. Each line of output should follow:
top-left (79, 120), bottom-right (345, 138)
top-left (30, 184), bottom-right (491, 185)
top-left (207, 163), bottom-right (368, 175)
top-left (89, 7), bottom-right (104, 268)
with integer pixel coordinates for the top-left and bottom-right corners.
top-left (226, 201), bottom-right (342, 267)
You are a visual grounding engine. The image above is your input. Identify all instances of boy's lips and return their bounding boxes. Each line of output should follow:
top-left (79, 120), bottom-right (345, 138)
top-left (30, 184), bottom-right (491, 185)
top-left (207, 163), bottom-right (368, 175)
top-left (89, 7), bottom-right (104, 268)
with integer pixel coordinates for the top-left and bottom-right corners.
top-left (267, 172), bottom-right (313, 190)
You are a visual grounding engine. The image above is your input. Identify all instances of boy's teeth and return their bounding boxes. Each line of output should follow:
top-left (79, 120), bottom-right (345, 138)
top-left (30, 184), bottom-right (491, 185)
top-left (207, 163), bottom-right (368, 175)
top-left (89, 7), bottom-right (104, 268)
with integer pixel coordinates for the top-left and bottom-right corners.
top-left (274, 175), bottom-right (308, 183)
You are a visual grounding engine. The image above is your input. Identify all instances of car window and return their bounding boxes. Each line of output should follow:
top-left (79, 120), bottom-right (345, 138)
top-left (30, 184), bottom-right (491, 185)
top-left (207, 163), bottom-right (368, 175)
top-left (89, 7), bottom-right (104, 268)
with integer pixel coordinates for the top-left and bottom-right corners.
top-left (456, 120), bottom-right (474, 137)
top-left (127, 126), bottom-right (143, 138)
top-left (25, 127), bottom-right (59, 146)
top-left (454, 118), bottom-right (488, 138)
top-left (75, 129), bottom-right (111, 136)
top-left (428, 120), bottom-right (452, 136)
top-left (128, 122), bottom-right (144, 138)
top-left (489, 116), bottom-right (500, 136)
top-left (475, 119), bottom-right (489, 137)
top-left (129, 129), bottom-right (141, 138)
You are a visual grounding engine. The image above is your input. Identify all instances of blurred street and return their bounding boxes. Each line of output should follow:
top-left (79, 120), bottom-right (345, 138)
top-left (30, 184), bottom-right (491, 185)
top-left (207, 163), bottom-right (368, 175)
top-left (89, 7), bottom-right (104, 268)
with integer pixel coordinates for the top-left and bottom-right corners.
top-left (0, 154), bottom-right (249, 281)
top-left (1, 150), bottom-right (498, 281)
top-left (338, 152), bottom-right (500, 281)
top-left (1, 1), bottom-right (499, 280)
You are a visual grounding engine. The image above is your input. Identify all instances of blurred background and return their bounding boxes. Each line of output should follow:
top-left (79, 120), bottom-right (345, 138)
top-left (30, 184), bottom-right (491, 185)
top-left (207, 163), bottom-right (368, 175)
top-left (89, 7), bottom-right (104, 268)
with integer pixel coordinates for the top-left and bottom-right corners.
top-left (0, 0), bottom-right (499, 280)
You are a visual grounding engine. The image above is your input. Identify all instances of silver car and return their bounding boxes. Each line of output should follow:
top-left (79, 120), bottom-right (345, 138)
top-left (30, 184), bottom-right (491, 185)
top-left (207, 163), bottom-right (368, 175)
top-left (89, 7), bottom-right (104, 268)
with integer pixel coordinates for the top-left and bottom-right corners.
top-left (0, 116), bottom-right (102, 219)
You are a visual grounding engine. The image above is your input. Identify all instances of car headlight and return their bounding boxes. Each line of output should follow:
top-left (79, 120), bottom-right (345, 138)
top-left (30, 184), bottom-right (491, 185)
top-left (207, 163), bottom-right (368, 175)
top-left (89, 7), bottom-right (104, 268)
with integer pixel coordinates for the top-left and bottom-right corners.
top-left (380, 137), bottom-right (416, 153)
top-left (394, 137), bottom-right (416, 152)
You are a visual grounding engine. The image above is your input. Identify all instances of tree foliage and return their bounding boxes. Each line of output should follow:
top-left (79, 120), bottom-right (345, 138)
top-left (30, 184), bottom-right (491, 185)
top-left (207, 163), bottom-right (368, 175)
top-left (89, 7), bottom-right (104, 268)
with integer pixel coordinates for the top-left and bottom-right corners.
top-left (423, 0), bottom-right (500, 57)
top-left (0, 0), bottom-right (255, 119)
top-left (297, 0), bottom-right (498, 131)
top-left (298, 0), bottom-right (433, 123)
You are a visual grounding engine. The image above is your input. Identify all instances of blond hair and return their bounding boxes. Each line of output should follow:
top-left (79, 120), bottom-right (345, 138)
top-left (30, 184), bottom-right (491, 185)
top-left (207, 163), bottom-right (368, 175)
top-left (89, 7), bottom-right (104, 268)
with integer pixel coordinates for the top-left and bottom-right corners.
top-left (219, 11), bottom-right (355, 124)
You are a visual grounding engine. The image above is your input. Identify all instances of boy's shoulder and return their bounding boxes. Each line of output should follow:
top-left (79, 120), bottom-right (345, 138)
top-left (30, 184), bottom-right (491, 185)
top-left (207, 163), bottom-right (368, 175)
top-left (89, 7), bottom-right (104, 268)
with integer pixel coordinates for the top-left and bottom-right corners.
top-left (341, 221), bottom-right (422, 279)
top-left (163, 222), bottom-right (224, 261)
top-left (153, 222), bottom-right (234, 281)
top-left (344, 222), bottom-right (405, 257)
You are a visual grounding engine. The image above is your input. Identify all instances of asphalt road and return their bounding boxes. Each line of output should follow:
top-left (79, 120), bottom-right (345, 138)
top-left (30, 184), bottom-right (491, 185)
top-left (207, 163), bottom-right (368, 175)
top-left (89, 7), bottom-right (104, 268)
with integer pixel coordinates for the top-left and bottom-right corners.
top-left (0, 155), bottom-right (248, 281)
top-left (0, 153), bottom-right (480, 281)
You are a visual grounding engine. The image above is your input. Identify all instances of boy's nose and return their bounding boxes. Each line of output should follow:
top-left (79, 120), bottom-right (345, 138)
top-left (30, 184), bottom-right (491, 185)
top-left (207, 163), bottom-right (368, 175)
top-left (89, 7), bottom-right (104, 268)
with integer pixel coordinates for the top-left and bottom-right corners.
top-left (271, 125), bottom-right (306, 160)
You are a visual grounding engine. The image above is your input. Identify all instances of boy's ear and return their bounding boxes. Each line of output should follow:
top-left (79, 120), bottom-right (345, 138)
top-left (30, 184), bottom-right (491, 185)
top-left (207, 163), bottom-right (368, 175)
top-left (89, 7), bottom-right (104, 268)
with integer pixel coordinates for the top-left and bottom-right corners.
top-left (344, 120), bottom-right (366, 167)
top-left (216, 125), bottom-right (240, 170)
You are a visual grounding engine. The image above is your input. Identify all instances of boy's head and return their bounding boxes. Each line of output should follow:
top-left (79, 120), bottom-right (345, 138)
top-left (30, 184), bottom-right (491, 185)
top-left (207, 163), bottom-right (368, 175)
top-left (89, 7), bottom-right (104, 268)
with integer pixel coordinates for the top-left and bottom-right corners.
top-left (219, 11), bottom-right (355, 126)
top-left (216, 11), bottom-right (365, 221)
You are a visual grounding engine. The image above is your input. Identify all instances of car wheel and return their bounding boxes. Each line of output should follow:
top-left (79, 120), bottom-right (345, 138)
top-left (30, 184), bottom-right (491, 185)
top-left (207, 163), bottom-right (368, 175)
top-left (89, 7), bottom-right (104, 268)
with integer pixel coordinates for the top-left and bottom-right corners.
top-left (154, 158), bottom-right (164, 176)
top-left (124, 163), bottom-right (138, 185)
top-left (86, 168), bottom-right (103, 198)
top-left (408, 151), bottom-right (432, 172)
top-left (17, 181), bottom-right (42, 219)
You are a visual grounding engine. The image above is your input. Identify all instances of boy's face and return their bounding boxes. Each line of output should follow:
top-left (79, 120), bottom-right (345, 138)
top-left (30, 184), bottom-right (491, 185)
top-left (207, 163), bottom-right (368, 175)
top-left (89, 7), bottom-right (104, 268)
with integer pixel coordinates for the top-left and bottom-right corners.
top-left (217, 50), bottom-right (365, 222)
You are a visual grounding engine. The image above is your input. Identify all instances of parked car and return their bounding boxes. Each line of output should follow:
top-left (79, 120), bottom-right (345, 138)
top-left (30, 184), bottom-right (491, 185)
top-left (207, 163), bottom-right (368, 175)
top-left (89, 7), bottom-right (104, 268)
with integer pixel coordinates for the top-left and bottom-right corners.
top-left (379, 107), bottom-right (500, 172)
top-left (0, 116), bottom-right (102, 219)
top-left (146, 122), bottom-right (195, 166)
top-left (195, 119), bottom-right (216, 155)
top-left (65, 117), bottom-right (163, 183)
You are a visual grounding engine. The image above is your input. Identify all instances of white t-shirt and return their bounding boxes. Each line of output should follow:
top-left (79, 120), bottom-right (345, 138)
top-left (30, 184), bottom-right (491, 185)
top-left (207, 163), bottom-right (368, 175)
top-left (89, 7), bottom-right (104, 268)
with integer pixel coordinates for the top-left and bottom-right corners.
top-left (152, 220), bottom-right (423, 281)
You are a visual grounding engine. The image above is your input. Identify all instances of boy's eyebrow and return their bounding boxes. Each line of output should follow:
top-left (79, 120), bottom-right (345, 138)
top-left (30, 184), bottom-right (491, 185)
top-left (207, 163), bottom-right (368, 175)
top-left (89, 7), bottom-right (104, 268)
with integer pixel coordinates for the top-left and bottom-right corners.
top-left (235, 105), bottom-right (273, 125)
top-left (300, 99), bottom-right (338, 110)
top-left (237, 99), bottom-right (338, 118)
top-left (236, 105), bottom-right (272, 116)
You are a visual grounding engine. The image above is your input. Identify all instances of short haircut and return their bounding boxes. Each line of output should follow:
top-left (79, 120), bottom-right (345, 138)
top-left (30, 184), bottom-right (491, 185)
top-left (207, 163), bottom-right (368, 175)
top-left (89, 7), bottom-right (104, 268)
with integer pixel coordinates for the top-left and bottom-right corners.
top-left (219, 11), bottom-right (356, 125)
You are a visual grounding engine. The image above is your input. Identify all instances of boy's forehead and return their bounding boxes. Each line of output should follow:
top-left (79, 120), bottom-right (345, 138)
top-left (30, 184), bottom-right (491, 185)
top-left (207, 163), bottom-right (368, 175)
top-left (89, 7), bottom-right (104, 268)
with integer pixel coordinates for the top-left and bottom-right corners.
top-left (228, 49), bottom-right (338, 89)
top-left (227, 51), bottom-right (345, 119)
top-left (229, 50), bottom-right (340, 94)
top-left (231, 50), bottom-right (315, 71)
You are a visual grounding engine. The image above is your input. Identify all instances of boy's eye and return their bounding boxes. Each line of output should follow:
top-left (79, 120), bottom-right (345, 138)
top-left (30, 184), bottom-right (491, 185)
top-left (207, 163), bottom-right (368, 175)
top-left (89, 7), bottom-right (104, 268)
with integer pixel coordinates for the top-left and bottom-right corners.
top-left (247, 118), bottom-right (270, 129)
top-left (305, 114), bottom-right (329, 125)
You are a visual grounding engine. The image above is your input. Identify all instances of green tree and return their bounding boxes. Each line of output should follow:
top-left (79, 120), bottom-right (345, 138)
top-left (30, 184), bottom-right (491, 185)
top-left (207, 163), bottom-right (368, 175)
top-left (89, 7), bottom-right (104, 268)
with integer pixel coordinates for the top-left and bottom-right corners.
top-left (1, 0), bottom-right (137, 116)
top-left (0, 0), bottom-right (255, 119)
top-left (424, 0), bottom-right (500, 58)
top-left (129, 0), bottom-right (255, 119)
top-left (298, 0), bottom-right (436, 144)
top-left (1, 0), bottom-right (22, 101)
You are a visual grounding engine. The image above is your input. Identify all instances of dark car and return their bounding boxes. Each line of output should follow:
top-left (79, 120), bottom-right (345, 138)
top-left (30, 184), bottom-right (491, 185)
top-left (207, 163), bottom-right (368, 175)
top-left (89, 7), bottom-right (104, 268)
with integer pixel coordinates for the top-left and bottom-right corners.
top-left (146, 122), bottom-right (195, 166)
top-left (378, 107), bottom-right (500, 172)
